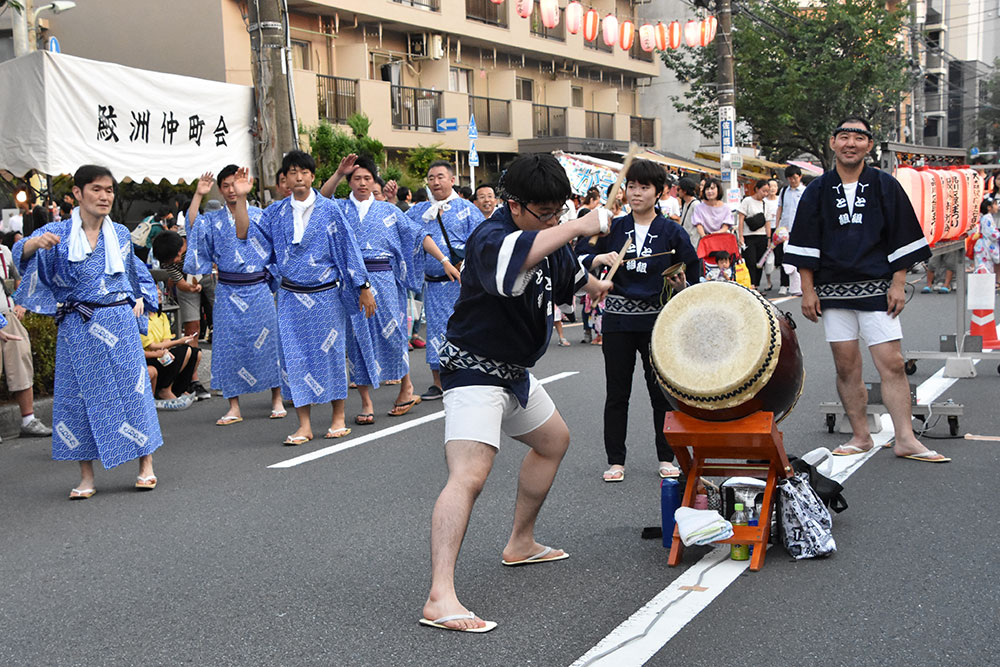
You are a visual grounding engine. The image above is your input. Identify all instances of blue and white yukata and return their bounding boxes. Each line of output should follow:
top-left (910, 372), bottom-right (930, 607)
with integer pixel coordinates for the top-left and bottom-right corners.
top-left (258, 190), bottom-right (374, 408)
top-left (185, 205), bottom-right (281, 399)
top-left (14, 217), bottom-right (162, 469)
top-left (407, 193), bottom-right (485, 370)
top-left (338, 194), bottom-right (426, 386)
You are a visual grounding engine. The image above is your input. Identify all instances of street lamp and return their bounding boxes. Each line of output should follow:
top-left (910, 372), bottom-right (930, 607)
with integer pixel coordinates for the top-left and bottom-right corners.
top-left (29, 1), bottom-right (76, 51)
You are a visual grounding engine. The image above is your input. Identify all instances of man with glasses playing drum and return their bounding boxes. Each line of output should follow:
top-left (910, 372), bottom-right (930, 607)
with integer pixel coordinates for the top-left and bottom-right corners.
top-left (785, 116), bottom-right (951, 463)
top-left (419, 154), bottom-right (613, 633)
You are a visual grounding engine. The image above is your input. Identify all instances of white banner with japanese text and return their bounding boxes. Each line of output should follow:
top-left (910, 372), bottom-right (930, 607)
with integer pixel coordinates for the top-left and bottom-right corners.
top-left (0, 51), bottom-right (254, 183)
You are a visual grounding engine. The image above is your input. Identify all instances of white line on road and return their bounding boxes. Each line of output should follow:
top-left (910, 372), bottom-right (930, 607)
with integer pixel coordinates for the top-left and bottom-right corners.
top-left (571, 363), bottom-right (963, 667)
top-left (268, 371), bottom-right (580, 469)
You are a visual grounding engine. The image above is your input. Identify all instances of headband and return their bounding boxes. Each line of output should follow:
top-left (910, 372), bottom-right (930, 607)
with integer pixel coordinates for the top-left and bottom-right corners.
top-left (832, 126), bottom-right (873, 140)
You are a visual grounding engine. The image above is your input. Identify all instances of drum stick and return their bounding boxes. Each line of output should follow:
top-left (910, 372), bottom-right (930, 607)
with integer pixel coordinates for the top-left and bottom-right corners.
top-left (605, 236), bottom-right (634, 282)
top-left (964, 433), bottom-right (1000, 442)
top-left (640, 249), bottom-right (677, 260)
top-left (588, 143), bottom-right (640, 245)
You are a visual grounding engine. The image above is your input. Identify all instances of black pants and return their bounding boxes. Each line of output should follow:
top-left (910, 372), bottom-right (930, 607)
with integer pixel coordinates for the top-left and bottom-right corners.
top-left (601, 330), bottom-right (673, 466)
top-left (153, 344), bottom-right (199, 396)
top-left (743, 235), bottom-right (768, 287)
top-left (773, 244), bottom-right (789, 287)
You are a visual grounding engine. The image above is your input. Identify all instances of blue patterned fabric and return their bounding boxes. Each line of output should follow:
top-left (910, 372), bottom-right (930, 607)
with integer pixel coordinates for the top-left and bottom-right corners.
top-left (339, 197), bottom-right (426, 385)
top-left (184, 205), bottom-right (281, 399)
top-left (407, 196), bottom-right (484, 370)
top-left (14, 220), bottom-right (162, 469)
top-left (259, 192), bottom-right (374, 407)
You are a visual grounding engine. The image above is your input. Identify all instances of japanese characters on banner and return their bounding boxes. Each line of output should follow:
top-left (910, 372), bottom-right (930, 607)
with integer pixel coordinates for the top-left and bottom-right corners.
top-left (518, 2), bottom-right (716, 52)
top-left (556, 152), bottom-right (619, 200)
top-left (0, 51), bottom-right (254, 182)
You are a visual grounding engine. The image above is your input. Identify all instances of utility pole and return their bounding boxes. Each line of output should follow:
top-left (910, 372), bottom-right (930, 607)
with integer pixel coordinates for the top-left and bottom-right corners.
top-left (910, 1), bottom-right (925, 145)
top-left (11, 3), bottom-right (31, 56)
top-left (715, 0), bottom-right (739, 206)
top-left (247, 0), bottom-right (299, 194)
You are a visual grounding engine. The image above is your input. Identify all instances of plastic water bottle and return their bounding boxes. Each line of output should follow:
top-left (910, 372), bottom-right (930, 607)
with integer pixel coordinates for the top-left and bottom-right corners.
top-left (661, 478), bottom-right (680, 549)
top-left (730, 503), bottom-right (750, 561)
top-left (747, 504), bottom-right (759, 554)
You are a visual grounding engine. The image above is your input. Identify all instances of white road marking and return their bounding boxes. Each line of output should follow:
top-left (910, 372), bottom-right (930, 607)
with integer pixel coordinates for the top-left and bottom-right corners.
top-left (268, 371), bottom-right (579, 469)
top-left (572, 363), bottom-right (963, 666)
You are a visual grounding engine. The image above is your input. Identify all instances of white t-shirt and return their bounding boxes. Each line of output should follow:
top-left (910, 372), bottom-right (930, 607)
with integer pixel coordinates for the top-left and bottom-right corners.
top-left (738, 196), bottom-right (767, 236)
top-left (659, 196), bottom-right (681, 219)
top-left (633, 221), bottom-right (650, 252)
top-left (778, 184), bottom-right (806, 229)
top-left (842, 181), bottom-right (858, 215)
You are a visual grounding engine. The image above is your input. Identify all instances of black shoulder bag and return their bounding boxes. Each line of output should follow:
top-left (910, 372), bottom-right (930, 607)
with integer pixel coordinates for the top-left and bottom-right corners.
top-left (436, 211), bottom-right (465, 270)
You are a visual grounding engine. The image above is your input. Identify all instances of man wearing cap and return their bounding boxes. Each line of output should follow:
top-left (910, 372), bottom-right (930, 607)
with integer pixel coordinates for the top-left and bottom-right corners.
top-left (785, 116), bottom-right (949, 463)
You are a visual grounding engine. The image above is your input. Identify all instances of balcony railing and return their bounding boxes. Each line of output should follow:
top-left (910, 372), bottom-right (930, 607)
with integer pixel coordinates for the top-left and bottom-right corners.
top-left (530, 4), bottom-right (565, 40)
top-left (585, 111), bottom-right (614, 139)
top-left (391, 85), bottom-right (442, 131)
top-left (584, 34), bottom-right (613, 53)
top-left (630, 116), bottom-right (655, 146)
top-left (392, 0), bottom-right (440, 10)
top-left (469, 96), bottom-right (511, 136)
top-left (629, 40), bottom-right (654, 62)
top-left (316, 75), bottom-right (357, 124)
top-left (533, 104), bottom-right (566, 137)
top-left (466, 0), bottom-right (507, 26)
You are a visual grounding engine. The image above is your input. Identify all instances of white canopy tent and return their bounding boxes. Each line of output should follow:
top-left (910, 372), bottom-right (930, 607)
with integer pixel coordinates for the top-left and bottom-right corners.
top-left (0, 51), bottom-right (254, 182)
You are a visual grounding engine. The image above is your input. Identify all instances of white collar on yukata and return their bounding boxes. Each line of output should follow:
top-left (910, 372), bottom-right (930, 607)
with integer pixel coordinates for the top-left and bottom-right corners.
top-left (350, 192), bottom-right (375, 222)
top-left (289, 188), bottom-right (317, 244)
top-left (422, 189), bottom-right (461, 221)
top-left (67, 207), bottom-right (126, 275)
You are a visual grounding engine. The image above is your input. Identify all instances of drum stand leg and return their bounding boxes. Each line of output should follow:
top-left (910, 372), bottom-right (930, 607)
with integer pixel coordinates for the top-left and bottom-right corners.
top-left (664, 411), bottom-right (794, 572)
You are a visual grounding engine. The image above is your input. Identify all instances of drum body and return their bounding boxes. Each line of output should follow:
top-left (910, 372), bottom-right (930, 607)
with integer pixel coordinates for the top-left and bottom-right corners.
top-left (650, 281), bottom-right (804, 422)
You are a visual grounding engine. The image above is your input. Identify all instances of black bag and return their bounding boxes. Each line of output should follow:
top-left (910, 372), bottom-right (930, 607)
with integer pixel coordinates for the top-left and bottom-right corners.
top-left (788, 455), bottom-right (848, 513)
top-left (777, 473), bottom-right (837, 559)
top-left (436, 211), bottom-right (464, 268)
top-left (744, 211), bottom-right (766, 232)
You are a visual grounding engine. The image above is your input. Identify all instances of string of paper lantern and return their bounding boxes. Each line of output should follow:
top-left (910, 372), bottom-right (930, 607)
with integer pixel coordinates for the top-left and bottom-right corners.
top-left (503, 1), bottom-right (718, 52)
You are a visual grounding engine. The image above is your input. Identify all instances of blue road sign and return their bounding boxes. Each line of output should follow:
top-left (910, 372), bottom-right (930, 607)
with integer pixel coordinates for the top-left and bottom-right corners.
top-left (469, 141), bottom-right (479, 167)
top-left (468, 115), bottom-right (479, 140)
top-left (47, 36), bottom-right (61, 53)
top-left (436, 117), bottom-right (458, 132)
top-left (970, 147), bottom-right (980, 158)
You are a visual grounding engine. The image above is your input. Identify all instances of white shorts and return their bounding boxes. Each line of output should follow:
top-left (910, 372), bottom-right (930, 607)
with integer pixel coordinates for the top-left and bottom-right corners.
top-left (443, 374), bottom-right (556, 449)
top-left (823, 308), bottom-right (902, 346)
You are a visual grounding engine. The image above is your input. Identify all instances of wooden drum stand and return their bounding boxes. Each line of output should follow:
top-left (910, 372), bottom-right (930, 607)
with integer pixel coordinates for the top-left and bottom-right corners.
top-left (664, 410), bottom-right (794, 571)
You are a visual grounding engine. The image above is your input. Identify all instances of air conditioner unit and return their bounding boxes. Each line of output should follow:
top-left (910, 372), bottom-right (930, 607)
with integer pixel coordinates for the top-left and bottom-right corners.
top-left (429, 34), bottom-right (444, 60)
top-left (408, 33), bottom-right (427, 59)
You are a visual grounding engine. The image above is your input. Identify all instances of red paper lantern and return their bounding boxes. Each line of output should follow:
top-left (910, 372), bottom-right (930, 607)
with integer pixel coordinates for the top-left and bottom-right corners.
top-left (619, 20), bottom-right (635, 51)
top-left (638, 23), bottom-right (655, 52)
top-left (602, 14), bottom-right (619, 47)
top-left (583, 8), bottom-right (600, 41)
top-left (540, 0), bottom-right (559, 29)
top-left (565, 1), bottom-right (583, 34)
top-left (515, 0), bottom-right (532, 19)
top-left (701, 16), bottom-right (718, 45)
top-left (654, 22), bottom-right (668, 51)
top-left (668, 20), bottom-right (682, 49)
top-left (684, 19), bottom-right (700, 47)
top-left (489, 0), bottom-right (503, 4)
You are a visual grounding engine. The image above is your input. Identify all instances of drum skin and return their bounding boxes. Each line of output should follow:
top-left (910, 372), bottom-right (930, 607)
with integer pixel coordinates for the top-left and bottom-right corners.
top-left (650, 282), bottom-right (804, 423)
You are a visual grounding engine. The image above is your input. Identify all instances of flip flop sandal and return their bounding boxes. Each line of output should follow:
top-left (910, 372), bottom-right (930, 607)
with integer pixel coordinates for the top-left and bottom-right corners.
top-left (216, 415), bottom-right (243, 426)
top-left (135, 475), bottom-right (157, 490)
top-left (355, 413), bottom-right (375, 426)
top-left (324, 428), bottom-right (352, 439)
top-left (69, 487), bottom-right (96, 500)
top-left (832, 445), bottom-right (874, 456)
top-left (269, 409), bottom-right (288, 419)
top-left (603, 468), bottom-right (625, 482)
top-left (658, 464), bottom-right (680, 478)
top-left (388, 397), bottom-right (421, 417)
top-left (418, 612), bottom-right (497, 633)
top-left (283, 435), bottom-right (312, 446)
top-left (501, 546), bottom-right (570, 566)
top-left (900, 450), bottom-right (952, 463)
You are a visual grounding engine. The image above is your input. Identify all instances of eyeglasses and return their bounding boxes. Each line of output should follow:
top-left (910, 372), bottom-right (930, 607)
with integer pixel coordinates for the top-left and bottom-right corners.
top-left (521, 204), bottom-right (568, 222)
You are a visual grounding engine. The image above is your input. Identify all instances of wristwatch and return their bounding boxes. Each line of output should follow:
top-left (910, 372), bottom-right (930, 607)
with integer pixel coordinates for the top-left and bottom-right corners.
top-left (360, 281), bottom-right (371, 290)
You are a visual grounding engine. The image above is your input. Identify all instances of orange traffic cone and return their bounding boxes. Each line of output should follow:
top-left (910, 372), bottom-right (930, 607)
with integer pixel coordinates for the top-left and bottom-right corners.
top-left (971, 309), bottom-right (1000, 350)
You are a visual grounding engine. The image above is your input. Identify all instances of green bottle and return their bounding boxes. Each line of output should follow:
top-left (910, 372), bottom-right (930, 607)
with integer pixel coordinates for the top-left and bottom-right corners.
top-left (730, 503), bottom-right (750, 561)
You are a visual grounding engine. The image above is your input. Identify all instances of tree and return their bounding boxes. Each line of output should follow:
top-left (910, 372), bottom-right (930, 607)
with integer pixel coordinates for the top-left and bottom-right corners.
top-left (309, 113), bottom-right (387, 198)
top-left (403, 144), bottom-right (454, 183)
top-left (660, 0), bottom-right (913, 169)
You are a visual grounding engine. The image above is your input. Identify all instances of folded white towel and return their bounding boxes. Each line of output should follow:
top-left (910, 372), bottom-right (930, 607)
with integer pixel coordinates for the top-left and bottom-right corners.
top-left (289, 188), bottom-right (317, 244)
top-left (675, 506), bottom-right (734, 546)
top-left (68, 207), bottom-right (125, 275)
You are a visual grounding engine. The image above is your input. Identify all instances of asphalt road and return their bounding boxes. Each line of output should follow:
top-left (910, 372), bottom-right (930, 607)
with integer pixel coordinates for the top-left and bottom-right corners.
top-left (1, 285), bottom-right (997, 667)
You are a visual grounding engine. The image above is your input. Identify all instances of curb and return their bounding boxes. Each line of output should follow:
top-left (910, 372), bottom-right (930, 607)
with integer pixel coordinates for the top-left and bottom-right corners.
top-left (0, 395), bottom-right (53, 443)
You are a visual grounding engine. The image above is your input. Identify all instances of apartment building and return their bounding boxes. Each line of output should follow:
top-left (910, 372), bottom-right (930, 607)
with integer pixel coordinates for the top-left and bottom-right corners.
top-left (41, 0), bottom-right (662, 180)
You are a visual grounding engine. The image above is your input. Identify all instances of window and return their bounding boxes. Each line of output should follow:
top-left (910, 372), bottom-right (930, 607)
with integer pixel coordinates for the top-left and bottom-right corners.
top-left (571, 86), bottom-right (584, 107)
top-left (449, 67), bottom-right (473, 93)
top-left (516, 77), bottom-right (533, 102)
top-left (291, 40), bottom-right (311, 70)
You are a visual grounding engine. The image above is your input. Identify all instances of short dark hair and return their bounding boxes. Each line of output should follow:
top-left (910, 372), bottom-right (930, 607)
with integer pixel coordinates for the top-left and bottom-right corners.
top-left (412, 188), bottom-right (428, 203)
top-left (374, 176), bottom-right (386, 188)
top-left (457, 185), bottom-right (473, 200)
top-left (981, 197), bottom-right (995, 214)
top-left (427, 160), bottom-right (454, 176)
top-left (755, 179), bottom-right (770, 192)
top-left (59, 201), bottom-right (73, 215)
top-left (625, 159), bottom-right (667, 197)
top-left (281, 150), bottom-right (316, 174)
top-left (709, 250), bottom-right (731, 261)
top-left (475, 183), bottom-right (495, 197)
top-left (784, 165), bottom-right (802, 178)
top-left (678, 177), bottom-right (698, 197)
top-left (276, 166), bottom-right (287, 181)
top-left (151, 230), bottom-right (185, 263)
top-left (73, 164), bottom-right (115, 189)
top-left (352, 155), bottom-right (379, 180)
top-left (499, 153), bottom-right (571, 205)
top-left (583, 187), bottom-right (601, 205)
top-left (835, 115), bottom-right (872, 132)
top-left (217, 164), bottom-right (239, 187)
top-left (702, 177), bottom-right (722, 202)
top-left (397, 186), bottom-right (410, 200)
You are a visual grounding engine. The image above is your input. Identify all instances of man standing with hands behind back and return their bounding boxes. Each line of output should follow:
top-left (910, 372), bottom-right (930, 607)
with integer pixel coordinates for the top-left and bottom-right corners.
top-left (785, 117), bottom-right (949, 463)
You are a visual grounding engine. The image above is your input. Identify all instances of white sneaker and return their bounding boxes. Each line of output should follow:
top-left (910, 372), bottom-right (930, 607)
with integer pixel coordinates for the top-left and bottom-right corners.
top-left (778, 286), bottom-right (788, 295)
